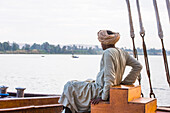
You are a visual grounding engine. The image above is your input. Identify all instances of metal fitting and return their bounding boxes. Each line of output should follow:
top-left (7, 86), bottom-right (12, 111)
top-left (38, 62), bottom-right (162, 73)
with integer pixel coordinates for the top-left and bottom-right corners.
top-left (15, 87), bottom-right (26, 98)
top-left (0, 86), bottom-right (9, 98)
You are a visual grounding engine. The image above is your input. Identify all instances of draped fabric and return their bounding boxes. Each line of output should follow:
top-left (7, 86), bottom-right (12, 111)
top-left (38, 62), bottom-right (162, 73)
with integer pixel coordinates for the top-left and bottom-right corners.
top-left (97, 30), bottom-right (120, 45)
top-left (58, 48), bottom-right (142, 113)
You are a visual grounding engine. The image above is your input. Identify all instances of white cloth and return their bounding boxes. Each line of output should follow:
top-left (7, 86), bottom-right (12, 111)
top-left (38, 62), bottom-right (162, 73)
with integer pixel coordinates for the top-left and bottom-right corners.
top-left (97, 30), bottom-right (120, 45)
top-left (58, 48), bottom-right (142, 113)
top-left (62, 109), bottom-right (65, 113)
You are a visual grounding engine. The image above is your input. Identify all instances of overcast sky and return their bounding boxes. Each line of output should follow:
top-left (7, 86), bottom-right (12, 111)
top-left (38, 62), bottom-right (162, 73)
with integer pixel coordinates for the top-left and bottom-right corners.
top-left (0, 0), bottom-right (169, 49)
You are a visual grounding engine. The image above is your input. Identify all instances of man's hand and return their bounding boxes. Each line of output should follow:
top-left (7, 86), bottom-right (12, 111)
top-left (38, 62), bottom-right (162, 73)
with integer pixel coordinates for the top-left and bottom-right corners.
top-left (90, 97), bottom-right (102, 105)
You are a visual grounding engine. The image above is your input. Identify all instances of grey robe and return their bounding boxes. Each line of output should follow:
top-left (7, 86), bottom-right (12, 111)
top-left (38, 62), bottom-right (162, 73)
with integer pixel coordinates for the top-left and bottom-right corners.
top-left (58, 48), bottom-right (142, 113)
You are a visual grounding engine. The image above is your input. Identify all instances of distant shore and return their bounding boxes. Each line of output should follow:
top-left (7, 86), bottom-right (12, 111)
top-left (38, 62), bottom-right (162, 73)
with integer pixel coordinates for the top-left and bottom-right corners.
top-left (0, 41), bottom-right (169, 55)
top-left (0, 50), bottom-right (168, 56)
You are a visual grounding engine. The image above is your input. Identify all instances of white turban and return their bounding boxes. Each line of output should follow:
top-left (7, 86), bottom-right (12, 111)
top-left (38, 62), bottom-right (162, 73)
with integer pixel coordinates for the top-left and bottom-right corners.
top-left (97, 30), bottom-right (120, 45)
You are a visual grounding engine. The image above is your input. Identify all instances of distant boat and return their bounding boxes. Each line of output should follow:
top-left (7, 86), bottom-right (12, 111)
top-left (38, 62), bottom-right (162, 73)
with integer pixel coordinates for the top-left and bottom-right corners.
top-left (72, 53), bottom-right (79, 58)
top-left (41, 56), bottom-right (45, 57)
top-left (72, 55), bottom-right (79, 58)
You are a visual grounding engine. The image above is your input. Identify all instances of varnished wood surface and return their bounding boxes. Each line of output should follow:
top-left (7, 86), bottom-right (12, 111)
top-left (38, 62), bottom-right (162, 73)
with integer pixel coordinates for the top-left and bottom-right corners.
top-left (0, 104), bottom-right (63, 112)
top-left (128, 85), bottom-right (141, 102)
top-left (145, 99), bottom-right (157, 113)
top-left (110, 85), bottom-right (140, 89)
top-left (0, 96), bottom-right (63, 113)
top-left (130, 97), bottom-right (156, 104)
top-left (91, 85), bottom-right (157, 113)
top-left (0, 96), bottom-right (60, 109)
top-left (156, 107), bottom-right (170, 112)
top-left (7, 92), bottom-right (59, 97)
top-left (0, 106), bottom-right (63, 113)
top-left (156, 111), bottom-right (170, 113)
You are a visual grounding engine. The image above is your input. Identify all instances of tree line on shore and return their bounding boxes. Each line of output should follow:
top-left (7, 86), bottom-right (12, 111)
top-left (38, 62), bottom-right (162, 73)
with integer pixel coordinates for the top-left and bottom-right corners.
top-left (0, 41), bottom-right (169, 55)
top-left (0, 42), bottom-right (102, 54)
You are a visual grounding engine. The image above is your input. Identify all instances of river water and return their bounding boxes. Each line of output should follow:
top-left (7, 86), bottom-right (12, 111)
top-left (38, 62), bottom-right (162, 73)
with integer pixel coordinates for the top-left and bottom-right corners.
top-left (0, 54), bottom-right (170, 106)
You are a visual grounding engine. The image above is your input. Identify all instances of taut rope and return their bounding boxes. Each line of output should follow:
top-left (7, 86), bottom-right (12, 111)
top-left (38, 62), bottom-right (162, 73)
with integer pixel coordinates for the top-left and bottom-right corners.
top-left (166, 0), bottom-right (170, 22)
top-left (126, 0), bottom-right (143, 97)
top-left (136, 0), bottom-right (156, 98)
top-left (153, 0), bottom-right (170, 87)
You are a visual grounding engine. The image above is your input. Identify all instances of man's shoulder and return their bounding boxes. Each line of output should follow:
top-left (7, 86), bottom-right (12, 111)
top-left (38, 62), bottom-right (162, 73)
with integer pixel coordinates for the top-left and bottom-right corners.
top-left (104, 48), bottom-right (128, 56)
top-left (104, 48), bottom-right (125, 53)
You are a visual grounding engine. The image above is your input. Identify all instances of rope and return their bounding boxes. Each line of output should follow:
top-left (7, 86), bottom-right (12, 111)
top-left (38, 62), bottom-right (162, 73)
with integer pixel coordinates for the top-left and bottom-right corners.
top-left (161, 39), bottom-right (170, 87)
top-left (136, 0), bottom-right (155, 98)
top-left (136, 0), bottom-right (145, 35)
top-left (126, 0), bottom-right (143, 97)
top-left (153, 0), bottom-right (170, 87)
top-left (126, 0), bottom-right (135, 39)
top-left (166, 0), bottom-right (170, 22)
top-left (153, 0), bottom-right (164, 39)
top-left (126, 0), bottom-right (137, 58)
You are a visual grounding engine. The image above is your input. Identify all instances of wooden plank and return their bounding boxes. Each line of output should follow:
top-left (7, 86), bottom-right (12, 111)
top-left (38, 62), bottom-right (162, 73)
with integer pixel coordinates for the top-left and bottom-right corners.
top-left (0, 104), bottom-right (63, 113)
top-left (128, 86), bottom-right (141, 102)
top-left (91, 85), bottom-right (157, 113)
top-left (129, 98), bottom-right (156, 104)
top-left (7, 92), bottom-right (60, 97)
top-left (111, 85), bottom-right (140, 90)
top-left (111, 85), bottom-right (141, 102)
top-left (0, 104), bottom-right (63, 112)
top-left (91, 103), bottom-right (111, 113)
top-left (125, 103), bottom-right (145, 113)
top-left (157, 107), bottom-right (170, 112)
top-left (145, 99), bottom-right (157, 113)
top-left (110, 88), bottom-right (128, 105)
top-left (0, 106), bottom-right (34, 112)
top-left (156, 111), bottom-right (170, 113)
top-left (0, 96), bottom-right (60, 109)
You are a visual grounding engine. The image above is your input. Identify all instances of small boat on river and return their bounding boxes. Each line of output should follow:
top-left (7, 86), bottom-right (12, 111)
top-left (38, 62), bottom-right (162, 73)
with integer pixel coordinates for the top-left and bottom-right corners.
top-left (72, 55), bottom-right (79, 58)
top-left (72, 53), bottom-right (79, 58)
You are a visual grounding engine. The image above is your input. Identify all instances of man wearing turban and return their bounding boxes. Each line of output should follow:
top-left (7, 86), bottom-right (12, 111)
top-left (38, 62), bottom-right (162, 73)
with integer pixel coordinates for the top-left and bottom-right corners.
top-left (59, 30), bottom-right (142, 113)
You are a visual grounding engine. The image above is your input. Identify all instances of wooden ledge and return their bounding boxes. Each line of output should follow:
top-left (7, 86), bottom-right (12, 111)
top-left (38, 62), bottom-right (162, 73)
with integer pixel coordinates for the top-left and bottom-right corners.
top-left (129, 97), bottom-right (156, 104)
top-left (98, 101), bottom-right (110, 104)
top-left (77, 111), bottom-right (90, 113)
top-left (110, 85), bottom-right (140, 90)
top-left (91, 85), bottom-right (157, 113)
top-left (157, 107), bottom-right (170, 112)
top-left (0, 96), bottom-right (60, 101)
top-left (0, 104), bottom-right (63, 112)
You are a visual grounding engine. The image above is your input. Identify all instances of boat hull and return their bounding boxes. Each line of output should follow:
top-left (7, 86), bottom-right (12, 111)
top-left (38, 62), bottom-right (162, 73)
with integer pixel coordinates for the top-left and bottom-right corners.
top-left (0, 92), bottom-right (63, 113)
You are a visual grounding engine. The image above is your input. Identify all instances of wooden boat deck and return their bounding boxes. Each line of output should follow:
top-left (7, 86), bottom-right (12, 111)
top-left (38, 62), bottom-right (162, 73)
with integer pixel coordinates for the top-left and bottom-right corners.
top-left (0, 92), bottom-right (63, 113)
top-left (0, 88), bottom-right (170, 113)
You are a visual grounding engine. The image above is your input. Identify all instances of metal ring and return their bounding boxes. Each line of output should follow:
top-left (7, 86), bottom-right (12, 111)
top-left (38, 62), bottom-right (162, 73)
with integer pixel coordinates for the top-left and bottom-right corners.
top-left (150, 92), bottom-right (156, 98)
top-left (140, 33), bottom-right (145, 37)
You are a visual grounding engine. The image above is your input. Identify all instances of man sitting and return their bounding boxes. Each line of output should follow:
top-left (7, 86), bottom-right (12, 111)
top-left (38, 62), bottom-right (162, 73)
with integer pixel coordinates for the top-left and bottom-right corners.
top-left (59, 30), bottom-right (142, 113)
